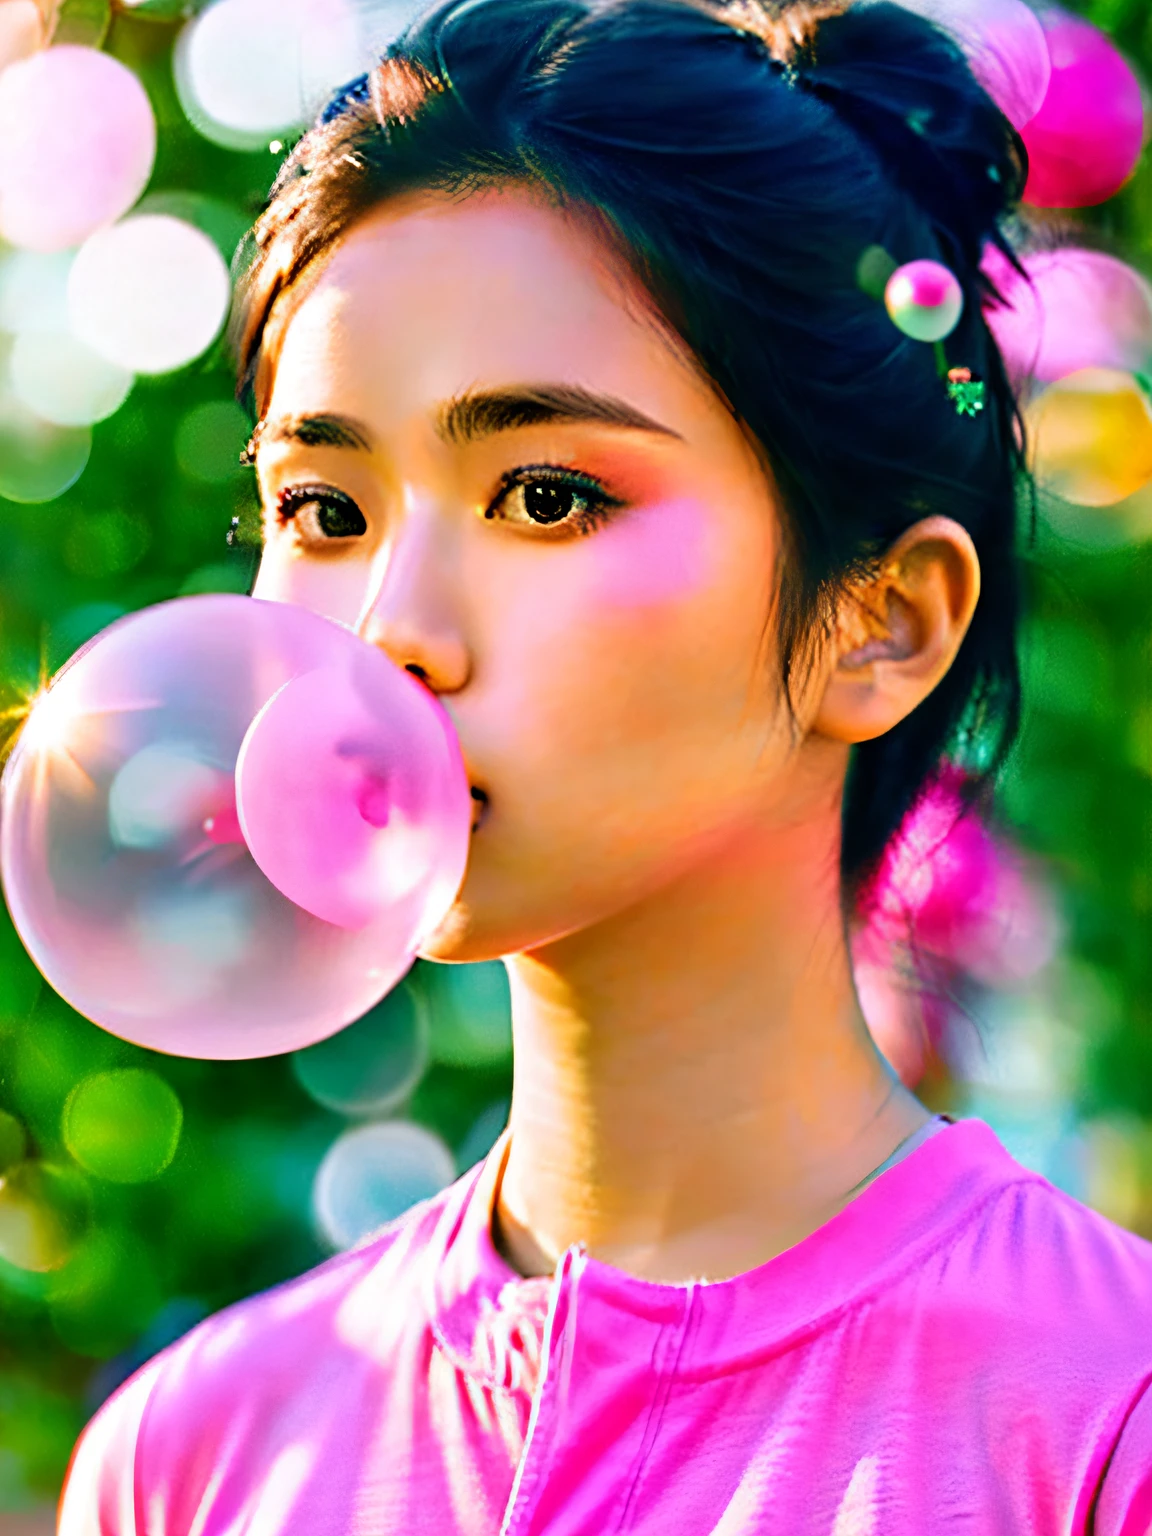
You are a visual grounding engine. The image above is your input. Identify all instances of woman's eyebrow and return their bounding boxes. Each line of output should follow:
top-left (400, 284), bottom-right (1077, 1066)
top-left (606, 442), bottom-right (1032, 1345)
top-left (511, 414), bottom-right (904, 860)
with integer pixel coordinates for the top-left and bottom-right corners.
top-left (252, 388), bottom-right (682, 459)
top-left (435, 385), bottom-right (684, 444)
top-left (256, 413), bottom-right (374, 453)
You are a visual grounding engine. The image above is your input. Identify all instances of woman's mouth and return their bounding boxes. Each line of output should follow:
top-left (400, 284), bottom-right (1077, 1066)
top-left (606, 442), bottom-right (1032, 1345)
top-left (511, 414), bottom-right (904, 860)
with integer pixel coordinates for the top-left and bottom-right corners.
top-left (470, 785), bottom-right (489, 833)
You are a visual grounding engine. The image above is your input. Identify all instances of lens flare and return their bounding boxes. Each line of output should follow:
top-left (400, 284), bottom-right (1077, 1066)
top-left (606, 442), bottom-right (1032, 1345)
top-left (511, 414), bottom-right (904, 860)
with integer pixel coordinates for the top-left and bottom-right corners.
top-left (0, 45), bottom-right (156, 252)
top-left (68, 214), bottom-right (231, 376)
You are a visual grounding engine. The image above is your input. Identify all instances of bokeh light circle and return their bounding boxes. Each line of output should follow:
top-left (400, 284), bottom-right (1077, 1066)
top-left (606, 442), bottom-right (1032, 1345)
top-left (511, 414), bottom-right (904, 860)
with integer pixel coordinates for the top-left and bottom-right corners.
top-left (1026, 368), bottom-right (1152, 508)
top-left (175, 0), bottom-right (364, 150)
top-left (0, 249), bottom-right (73, 335)
top-left (1021, 10), bottom-right (1144, 208)
top-left (983, 245), bottom-right (1152, 389)
top-left (175, 399), bottom-right (250, 484)
top-left (62, 1069), bottom-right (183, 1182)
top-left (68, 214), bottom-right (231, 376)
top-left (292, 976), bottom-right (429, 1116)
top-left (0, 389), bottom-right (91, 504)
top-left (1, 594), bottom-right (472, 1059)
top-left (884, 260), bottom-right (964, 343)
top-left (421, 961), bottom-right (513, 1068)
top-left (0, 46), bottom-right (156, 252)
top-left (0, 1162), bottom-right (89, 1273)
top-left (897, 0), bottom-right (1051, 130)
top-left (312, 1121), bottom-right (455, 1250)
top-left (10, 328), bottom-right (133, 427)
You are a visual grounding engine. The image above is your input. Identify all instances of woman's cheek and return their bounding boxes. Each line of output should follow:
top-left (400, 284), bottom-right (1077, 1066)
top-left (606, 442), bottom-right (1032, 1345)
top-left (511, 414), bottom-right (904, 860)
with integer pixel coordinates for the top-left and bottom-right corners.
top-left (583, 496), bottom-right (714, 611)
top-left (253, 548), bottom-right (368, 629)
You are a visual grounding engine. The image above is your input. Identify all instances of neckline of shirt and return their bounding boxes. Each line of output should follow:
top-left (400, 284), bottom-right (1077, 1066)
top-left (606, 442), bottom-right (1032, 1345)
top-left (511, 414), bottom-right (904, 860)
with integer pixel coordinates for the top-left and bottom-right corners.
top-left (424, 1116), bottom-right (1040, 1384)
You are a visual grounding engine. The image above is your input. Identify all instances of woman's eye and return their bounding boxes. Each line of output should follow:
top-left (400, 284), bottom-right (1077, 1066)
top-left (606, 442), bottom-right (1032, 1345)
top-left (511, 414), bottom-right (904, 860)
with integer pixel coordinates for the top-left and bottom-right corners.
top-left (484, 465), bottom-right (623, 535)
top-left (276, 485), bottom-right (367, 543)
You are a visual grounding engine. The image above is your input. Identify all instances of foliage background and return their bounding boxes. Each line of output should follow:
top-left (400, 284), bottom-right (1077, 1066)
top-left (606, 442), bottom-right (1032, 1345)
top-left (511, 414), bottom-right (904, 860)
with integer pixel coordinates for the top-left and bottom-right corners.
top-left (0, 0), bottom-right (1149, 1513)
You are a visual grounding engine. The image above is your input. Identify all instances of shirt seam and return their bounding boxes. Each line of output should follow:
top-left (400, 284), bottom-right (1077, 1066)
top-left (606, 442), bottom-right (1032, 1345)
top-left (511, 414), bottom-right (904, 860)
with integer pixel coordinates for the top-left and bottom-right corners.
top-left (614, 1283), bottom-right (699, 1536)
top-left (674, 1170), bottom-right (1047, 1381)
top-left (1080, 1370), bottom-right (1152, 1533)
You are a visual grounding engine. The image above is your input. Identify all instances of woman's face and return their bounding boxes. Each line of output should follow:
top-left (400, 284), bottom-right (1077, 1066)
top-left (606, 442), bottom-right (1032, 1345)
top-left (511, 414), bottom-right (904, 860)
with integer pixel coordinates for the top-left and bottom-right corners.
top-left (254, 186), bottom-right (831, 961)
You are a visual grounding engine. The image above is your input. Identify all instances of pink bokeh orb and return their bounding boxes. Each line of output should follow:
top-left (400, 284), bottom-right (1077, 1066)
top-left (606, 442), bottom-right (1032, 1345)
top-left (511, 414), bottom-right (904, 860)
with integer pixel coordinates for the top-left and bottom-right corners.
top-left (982, 243), bottom-right (1152, 389)
top-left (0, 45), bottom-right (156, 252)
top-left (902, 0), bottom-right (1051, 130)
top-left (1021, 10), bottom-right (1144, 208)
top-left (0, 595), bottom-right (472, 1060)
top-left (885, 259), bottom-right (965, 343)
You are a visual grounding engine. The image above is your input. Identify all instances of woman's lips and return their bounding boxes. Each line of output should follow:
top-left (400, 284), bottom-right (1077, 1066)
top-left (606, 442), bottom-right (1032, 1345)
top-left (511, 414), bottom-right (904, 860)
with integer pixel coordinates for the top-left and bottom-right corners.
top-left (470, 785), bottom-right (489, 833)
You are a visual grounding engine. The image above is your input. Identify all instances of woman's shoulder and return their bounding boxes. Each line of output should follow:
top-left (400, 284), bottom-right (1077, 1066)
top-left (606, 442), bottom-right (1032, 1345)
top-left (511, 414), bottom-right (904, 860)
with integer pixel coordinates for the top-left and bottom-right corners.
top-left (57, 1172), bottom-right (465, 1534)
top-left (891, 1121), bottom-right (1152, 1386)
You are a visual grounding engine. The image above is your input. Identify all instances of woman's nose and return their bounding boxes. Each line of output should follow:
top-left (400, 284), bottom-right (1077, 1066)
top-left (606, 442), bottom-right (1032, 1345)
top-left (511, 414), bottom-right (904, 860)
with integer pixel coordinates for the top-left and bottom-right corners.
top-left (357, 510), bottom-right (471, 695)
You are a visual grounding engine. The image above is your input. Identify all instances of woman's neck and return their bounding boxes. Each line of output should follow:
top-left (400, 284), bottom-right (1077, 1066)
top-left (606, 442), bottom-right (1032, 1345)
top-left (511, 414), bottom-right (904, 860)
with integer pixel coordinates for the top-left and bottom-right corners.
top-left (495, 792), bottom-right (929, 1284)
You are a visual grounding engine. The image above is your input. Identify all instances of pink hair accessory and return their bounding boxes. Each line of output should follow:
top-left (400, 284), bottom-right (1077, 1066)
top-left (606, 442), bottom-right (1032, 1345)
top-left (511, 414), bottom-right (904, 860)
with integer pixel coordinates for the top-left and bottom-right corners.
top-left (884, 259), bottom-right (965, 344)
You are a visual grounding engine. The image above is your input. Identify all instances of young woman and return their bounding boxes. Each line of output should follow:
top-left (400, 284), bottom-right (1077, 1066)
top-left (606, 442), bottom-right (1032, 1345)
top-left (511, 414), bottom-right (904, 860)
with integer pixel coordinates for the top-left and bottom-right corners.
top-left (61, 1), bottom-right (1152, 1530)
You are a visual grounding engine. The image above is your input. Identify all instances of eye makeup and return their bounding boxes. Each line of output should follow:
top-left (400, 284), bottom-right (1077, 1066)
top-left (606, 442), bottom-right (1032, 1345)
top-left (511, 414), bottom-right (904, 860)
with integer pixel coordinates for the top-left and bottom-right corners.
top-left (483, 463), bottom-right (626, 536)
top-left (275, 484), bottom-right (368, 542)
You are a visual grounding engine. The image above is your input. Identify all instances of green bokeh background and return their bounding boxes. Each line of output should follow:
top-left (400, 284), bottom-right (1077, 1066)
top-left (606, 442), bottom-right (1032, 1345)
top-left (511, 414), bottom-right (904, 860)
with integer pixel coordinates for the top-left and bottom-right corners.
top-left (0, 0), bottom-right (1150, 1511)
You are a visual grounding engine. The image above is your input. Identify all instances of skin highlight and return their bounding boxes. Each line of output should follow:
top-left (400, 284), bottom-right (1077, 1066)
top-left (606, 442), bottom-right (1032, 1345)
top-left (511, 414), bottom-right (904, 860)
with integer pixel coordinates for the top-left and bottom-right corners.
top-left (252, 184), bottom-right (981, 1284)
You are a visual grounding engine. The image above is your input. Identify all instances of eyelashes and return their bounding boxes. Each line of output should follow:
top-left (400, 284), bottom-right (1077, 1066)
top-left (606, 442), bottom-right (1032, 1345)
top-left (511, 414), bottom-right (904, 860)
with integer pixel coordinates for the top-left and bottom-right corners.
top-left (484, 463), bottom-right (625, 536)
top-left (271, 464), bottom-right (626, 544)
top-left (276, 485), bottom-right (367, 541)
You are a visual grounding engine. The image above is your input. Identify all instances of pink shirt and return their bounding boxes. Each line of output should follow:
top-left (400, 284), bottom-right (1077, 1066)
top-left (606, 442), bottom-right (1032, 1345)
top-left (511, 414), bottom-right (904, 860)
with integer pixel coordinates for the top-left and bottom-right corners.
top-left (60, 1118), bottom-right (1152, 1533)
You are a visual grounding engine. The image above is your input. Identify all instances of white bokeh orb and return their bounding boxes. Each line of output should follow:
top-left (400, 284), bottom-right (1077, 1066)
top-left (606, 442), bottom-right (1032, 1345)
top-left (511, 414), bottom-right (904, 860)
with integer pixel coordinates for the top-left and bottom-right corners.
top-left (67, 214), bottom-right (231, 375)
top-left (313, 1121), bottom-right (455, 1251)
top-left (175, 0), bottom-right (364, 150)
top-left (0, 46), bottom-right (156, 252)
top-left (0, 250), bottom-right (73, 336)
top-left (0, 384), bottom-right (91, 504)
top-left (10, 328), bottom-right (133, 427)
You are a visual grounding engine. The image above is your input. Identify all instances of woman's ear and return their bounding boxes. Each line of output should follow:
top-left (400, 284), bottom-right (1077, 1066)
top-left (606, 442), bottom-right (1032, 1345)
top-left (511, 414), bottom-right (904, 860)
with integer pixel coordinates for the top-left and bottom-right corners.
top-left (812, 516), bottom-right (981, 745)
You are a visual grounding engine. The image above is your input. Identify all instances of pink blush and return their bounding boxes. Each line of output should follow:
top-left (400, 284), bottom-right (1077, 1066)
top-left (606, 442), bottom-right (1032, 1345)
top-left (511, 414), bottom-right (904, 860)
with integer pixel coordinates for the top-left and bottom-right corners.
top-left (585, 497), bottom-right (711, 608)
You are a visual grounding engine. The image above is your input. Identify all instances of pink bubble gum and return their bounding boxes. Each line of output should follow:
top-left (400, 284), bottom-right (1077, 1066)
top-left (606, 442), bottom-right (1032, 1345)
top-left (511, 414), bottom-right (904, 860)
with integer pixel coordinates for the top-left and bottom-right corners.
top-left (1021, 10), bottom-right (1144, 208)
top-left (0, 595), bottom-right (472, 1060)
top-left (983, 243), bottom-right (1152, 388)
top-left (236, 658), bottom-right (469, 934)
top-left (0, 46), bottom-right (156, 252)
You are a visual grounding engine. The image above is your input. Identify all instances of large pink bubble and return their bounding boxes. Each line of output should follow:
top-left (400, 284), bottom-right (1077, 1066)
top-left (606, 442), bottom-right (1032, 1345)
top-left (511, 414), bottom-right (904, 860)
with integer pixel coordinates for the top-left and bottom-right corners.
top-left (901, 0), bottom-right (1051, 129)
top-left (0, 595), bottom-right (472, 1059)
top-left (1021, 10), bottom-right (1144, 208)
top-left (0, 46), bottom-right (156, 252)
top-left (982, 244), bottom-right (1152, 388)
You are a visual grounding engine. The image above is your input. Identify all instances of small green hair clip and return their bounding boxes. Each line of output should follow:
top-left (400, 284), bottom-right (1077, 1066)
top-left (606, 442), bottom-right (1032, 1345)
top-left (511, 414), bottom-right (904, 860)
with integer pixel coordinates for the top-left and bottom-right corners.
top-left (946, 367), bottom-right (986, 419)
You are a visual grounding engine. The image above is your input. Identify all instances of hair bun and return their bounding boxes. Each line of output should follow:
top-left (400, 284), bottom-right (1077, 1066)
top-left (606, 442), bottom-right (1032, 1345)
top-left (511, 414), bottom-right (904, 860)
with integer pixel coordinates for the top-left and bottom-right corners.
top-left (771, 1), bottom-right (1027, 267)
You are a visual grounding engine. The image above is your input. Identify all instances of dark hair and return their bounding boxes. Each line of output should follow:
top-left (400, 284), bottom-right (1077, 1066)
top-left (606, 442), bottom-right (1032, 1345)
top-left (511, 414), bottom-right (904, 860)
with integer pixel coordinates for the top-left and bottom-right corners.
top-left (234, 0), bottom-right (1028, 896)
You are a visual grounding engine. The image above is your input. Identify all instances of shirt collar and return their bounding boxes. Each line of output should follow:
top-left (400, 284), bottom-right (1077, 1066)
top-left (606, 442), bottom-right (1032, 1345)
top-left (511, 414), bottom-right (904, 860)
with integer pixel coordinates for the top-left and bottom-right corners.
top-left (424, 1117), bottom-right (1037, 1382)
